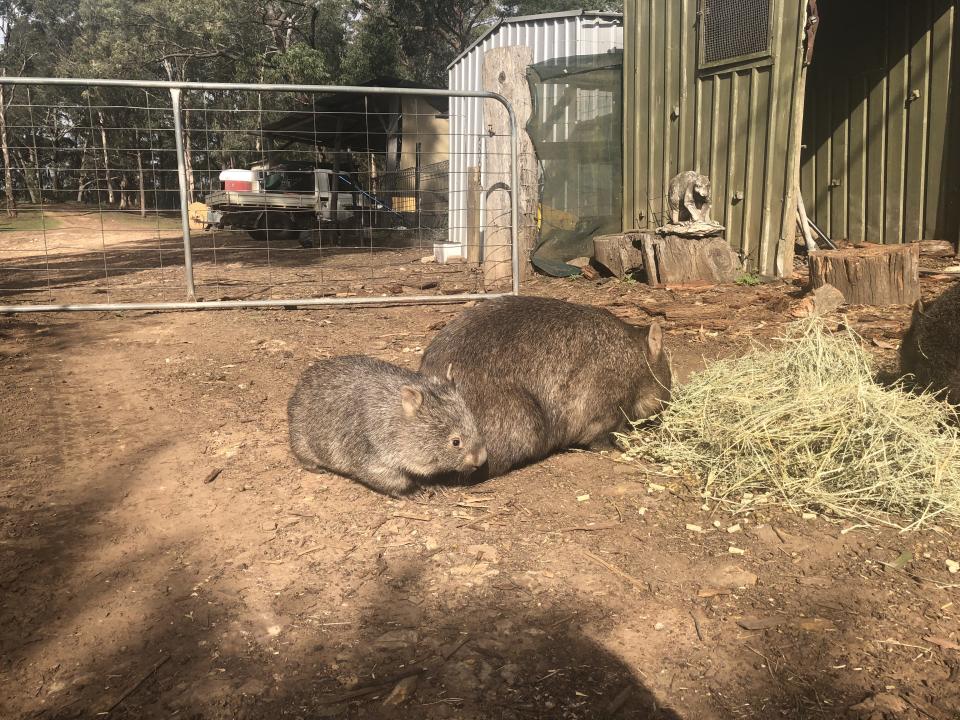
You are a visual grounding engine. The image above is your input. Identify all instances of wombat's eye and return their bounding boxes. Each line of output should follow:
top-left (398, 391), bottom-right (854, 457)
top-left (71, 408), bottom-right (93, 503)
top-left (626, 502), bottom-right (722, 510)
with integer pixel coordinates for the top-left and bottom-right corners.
top-left (451, 437), bottom-right (462, 448)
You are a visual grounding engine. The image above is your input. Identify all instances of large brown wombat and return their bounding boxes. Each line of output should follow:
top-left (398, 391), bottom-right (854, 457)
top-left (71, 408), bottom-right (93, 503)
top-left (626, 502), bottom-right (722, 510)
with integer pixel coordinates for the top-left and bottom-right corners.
top-left (288, 356), bottom-right (487, 495)
top-left (899, 282), bottom-right (960, 404)
top-left (419, 296), bottom-right (672, 477)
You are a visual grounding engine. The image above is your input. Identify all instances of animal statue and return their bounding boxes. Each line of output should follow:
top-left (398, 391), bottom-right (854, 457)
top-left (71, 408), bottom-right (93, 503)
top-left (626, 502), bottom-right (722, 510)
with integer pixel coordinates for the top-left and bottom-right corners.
top-left (667, 170), bottom-right (712, 225)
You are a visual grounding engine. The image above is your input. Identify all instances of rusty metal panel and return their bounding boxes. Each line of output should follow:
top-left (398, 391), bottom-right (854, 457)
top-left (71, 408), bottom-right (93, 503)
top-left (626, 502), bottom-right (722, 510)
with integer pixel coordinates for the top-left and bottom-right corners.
top-left (800, 0), bottom-right (960, 245)
top-left (623, 0), bottom-right (809, 276)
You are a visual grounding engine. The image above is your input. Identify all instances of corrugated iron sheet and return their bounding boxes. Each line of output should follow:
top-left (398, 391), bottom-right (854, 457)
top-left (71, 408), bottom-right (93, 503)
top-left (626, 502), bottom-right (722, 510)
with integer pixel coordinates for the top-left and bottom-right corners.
top-left (801, 0), bottom-right (960, 245)
top-left (447, 12), bottom-right (624, 250)
top-left (623, 0), bottom-right (810, 276)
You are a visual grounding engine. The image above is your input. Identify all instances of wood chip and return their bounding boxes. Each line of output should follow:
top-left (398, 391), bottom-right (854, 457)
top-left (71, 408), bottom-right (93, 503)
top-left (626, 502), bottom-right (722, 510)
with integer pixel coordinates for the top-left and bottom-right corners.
top-left (871, 337), bottom-right (898, 350)
top-left (697, 586), bottom-right (731, 598)
top-left (796, 575), bottom-right (831, 587)
top-left (923, 635), bottom-right (960, 652)
top-left (737, 616), bottom-right (786, 631)
top-left (202, 467), bottom-right (223, 484)
top-left (795, 617), bottom-right (835, 632)
top-left (392, 512), bottom-right (432, 522)
top-left (383, 674), bottom-right (419, 706)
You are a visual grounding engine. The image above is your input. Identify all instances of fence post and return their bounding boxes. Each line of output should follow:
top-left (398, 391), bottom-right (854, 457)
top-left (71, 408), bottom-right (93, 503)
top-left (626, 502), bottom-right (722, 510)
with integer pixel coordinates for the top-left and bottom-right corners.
top-left (169, 88), bottom-right (196, 300)
top-left (414, 142), bottom-right (422, 232)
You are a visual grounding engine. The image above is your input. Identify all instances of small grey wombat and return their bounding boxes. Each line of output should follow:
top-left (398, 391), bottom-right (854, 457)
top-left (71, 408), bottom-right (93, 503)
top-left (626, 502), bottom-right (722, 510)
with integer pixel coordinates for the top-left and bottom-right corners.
top-left (287, 355), bottom-right (487, 495)
top-left (899, 282), bottom-right (960, 405)
top-left (419, 296), bottom-right (672, 477)
top-left (667, 170), bottom-right (712, 224)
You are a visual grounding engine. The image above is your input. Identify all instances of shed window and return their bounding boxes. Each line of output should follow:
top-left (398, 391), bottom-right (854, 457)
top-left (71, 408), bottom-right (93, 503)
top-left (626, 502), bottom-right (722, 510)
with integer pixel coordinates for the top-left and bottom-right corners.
top-left (700, 0), bottom-right (772, 67)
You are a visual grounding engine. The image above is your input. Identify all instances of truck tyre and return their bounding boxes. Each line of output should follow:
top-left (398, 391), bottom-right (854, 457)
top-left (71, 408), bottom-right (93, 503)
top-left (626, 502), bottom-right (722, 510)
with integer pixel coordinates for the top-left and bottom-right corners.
top-left (248, 211), bottom-right (294, 242)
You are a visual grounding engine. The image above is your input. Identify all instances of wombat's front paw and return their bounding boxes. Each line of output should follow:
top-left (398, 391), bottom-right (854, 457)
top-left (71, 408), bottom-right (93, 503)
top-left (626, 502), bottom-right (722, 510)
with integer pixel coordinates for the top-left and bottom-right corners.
top-left (369, 469), bottom-right (416, 497)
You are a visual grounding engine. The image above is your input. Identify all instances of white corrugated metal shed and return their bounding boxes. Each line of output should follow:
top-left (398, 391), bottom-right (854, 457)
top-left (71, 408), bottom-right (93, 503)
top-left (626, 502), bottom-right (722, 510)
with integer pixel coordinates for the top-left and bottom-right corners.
top-left (447, 10), bottom-right (623, 251)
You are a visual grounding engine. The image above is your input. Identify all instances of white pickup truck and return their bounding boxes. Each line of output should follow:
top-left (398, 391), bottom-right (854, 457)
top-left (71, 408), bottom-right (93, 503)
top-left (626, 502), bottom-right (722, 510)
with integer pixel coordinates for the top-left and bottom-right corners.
top-left (204, 162), bottom-right (391, 243)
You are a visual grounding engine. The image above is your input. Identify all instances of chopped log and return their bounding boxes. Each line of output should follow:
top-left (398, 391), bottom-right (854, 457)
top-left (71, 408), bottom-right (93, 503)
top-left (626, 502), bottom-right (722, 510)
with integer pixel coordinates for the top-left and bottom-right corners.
top-left (592, 232), bottom-right (646, 278)
top-left (808, 242), bottom-right (920, 306)
top-left (641, 232), bottom-right (741, 287)
top-left (580, 265), bottom-right (599, 281)
top-left (918, 239), bottom-right (956, 258)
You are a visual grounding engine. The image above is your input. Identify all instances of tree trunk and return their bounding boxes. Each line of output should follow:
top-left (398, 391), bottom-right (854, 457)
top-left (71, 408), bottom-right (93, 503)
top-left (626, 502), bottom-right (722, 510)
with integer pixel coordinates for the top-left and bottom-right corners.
top-left (482, 46), bottom-right (537, 286)
top-left (119, 173), bottom-right (130, 210)
top-left (15, 149), bottom-right (40, 205)
top-left (98, 111), bottom-right (116, 205)
top-left (809, 242), bottom-right (920, 306)
top-left (0, 83), bottom-right (18, 218)
top-left (183, 108), bottom-right (195, 200)
top-left (137, 150), bottom-right (147, 217)
top-left (50, 149), bottom-right (59, 199)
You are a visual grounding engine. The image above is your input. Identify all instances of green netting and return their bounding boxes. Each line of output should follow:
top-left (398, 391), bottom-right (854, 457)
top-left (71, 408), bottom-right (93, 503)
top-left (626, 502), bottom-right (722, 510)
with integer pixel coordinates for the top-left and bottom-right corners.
top-left (526, 51), bottom-right (623, 276)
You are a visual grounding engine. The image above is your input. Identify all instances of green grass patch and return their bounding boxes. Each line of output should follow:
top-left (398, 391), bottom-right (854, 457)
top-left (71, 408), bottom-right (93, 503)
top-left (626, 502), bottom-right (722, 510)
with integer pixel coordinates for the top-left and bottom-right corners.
top-left (0, 210), bottom-right (62, 232)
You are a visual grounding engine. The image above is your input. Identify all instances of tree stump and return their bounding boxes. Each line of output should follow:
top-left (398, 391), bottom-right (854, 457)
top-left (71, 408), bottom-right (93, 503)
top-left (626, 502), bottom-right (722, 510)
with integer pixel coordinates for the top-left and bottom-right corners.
top-left (645, 233), bottom-right (741, 286)
top-left (592, 232), bottom-right (646, 278)
top-left (593, 231), bottom-right (741, 286)
top-left (808, 242), bottom-right (920, 306)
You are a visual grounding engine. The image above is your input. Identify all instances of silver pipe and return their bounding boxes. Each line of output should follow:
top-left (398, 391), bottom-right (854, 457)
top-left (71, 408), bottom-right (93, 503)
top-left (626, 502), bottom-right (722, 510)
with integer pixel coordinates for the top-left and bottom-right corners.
top-left (0, 293), bottom-right (506, 314)
top-left (169, 88), bottom-right (196, 299)
top-left (506, 99), bottom-right (520, 295)
top-left (0, 76), bottom-right (506, 101)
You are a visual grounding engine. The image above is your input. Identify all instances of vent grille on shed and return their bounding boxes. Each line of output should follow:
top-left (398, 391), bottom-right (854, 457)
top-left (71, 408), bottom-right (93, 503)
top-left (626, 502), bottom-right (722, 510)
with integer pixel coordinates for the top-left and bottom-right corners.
top-left (702, 0), bottom-right (771, 65)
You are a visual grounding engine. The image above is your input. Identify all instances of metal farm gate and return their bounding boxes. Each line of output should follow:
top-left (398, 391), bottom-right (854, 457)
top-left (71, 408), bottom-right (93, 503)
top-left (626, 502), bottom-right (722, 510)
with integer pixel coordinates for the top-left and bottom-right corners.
top-left (0, 78), bottom-right (519, 313)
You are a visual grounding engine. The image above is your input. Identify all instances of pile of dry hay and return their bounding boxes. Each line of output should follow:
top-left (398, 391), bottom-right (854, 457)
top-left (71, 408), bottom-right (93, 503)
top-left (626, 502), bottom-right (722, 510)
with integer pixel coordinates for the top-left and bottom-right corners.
top-left (618, 319), bottom-right (960, 530)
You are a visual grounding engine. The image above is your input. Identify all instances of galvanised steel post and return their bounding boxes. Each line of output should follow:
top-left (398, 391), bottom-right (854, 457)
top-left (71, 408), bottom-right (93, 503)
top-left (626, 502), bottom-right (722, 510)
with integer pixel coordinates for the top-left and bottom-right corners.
top-left (169, 88), bottom-right (196, 300)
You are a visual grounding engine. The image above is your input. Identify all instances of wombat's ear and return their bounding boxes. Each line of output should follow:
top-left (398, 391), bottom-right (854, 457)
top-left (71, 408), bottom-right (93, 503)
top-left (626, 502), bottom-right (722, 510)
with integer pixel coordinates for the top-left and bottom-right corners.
top-left (910, 299), bottom-right (924, 324)
top-left (646, 320), bottom-right (664, 356)
top-left (400, 386), bottom-right (424, 417)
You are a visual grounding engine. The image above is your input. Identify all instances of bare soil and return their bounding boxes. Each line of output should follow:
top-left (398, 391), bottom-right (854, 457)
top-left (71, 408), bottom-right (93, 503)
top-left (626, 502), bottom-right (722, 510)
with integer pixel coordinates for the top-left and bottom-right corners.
top-left (2, 210), bottom-right (959, 719)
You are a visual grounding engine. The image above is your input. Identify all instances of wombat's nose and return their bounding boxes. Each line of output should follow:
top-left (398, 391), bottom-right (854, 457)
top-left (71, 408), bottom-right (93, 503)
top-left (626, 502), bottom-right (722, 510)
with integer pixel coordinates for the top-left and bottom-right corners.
top-left (465, 446), bottom-right (487, 469)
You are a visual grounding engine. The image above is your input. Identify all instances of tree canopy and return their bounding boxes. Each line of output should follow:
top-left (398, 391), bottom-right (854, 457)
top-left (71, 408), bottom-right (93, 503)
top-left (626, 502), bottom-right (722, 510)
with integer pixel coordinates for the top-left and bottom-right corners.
top-left (0, 0), bottom-right (622, 214)
top-left (3, 0), bottom-right (622, 87)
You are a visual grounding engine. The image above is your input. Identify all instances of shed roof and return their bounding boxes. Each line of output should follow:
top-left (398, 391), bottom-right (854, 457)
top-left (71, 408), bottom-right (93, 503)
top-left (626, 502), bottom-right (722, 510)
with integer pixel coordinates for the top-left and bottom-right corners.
top-left (446, 9), bottom-right (623, 70)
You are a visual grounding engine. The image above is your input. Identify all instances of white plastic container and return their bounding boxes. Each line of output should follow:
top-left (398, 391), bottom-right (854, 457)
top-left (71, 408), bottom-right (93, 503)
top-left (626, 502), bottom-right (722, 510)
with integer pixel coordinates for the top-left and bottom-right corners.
top-left (219, 169), bottom-right (257, 192)
top-left (433, 242), bottom-right (464, 264)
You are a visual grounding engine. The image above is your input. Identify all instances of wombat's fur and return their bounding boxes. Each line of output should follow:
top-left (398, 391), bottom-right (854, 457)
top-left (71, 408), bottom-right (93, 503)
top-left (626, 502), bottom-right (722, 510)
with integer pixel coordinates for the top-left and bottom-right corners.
top-left (667, 170), bottom-right (712, 224)
top-left (899, 282), bottom-right (960, 404)
top-left (288, 355), bottom-right (487, 495)
top-left (419, 296), bottom-right (672, 477)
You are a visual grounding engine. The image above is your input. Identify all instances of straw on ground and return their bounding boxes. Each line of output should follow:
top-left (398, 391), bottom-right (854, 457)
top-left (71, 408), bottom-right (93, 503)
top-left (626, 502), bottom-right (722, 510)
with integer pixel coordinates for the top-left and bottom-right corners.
top-left (617, 319), bottom-right (960, 531)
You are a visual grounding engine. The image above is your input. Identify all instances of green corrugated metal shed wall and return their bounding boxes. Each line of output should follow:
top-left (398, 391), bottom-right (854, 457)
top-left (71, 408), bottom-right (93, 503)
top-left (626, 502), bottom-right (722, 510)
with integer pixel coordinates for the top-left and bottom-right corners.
top-left (801, 1), bottom-right (960, 246)
top-left (623, 0), bottom-right (808, 276)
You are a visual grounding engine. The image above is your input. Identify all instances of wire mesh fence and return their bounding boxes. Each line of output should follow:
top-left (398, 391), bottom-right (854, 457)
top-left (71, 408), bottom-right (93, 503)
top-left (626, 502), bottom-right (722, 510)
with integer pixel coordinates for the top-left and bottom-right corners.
top-left (0, 78), bottom-right (518, 312)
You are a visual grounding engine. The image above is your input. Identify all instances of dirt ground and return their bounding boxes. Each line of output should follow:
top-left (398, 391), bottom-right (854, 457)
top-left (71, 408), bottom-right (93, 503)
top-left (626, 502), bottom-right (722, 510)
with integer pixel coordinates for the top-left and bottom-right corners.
top-left (2, 211), bottom-right (960, 719)
top-left (0, 206), bottom-right (480, 306)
